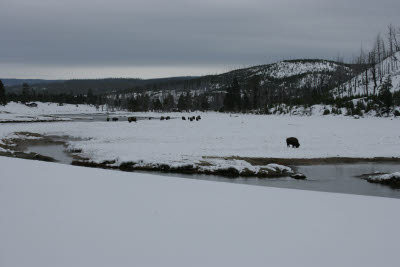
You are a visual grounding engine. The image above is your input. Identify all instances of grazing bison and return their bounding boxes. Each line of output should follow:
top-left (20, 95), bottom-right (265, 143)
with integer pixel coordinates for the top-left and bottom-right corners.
top-left (166, 116), bottom-right (171, 120)
top-left (286, 137), bottom-right (300, 148)
top-left (160, 116), bottom-right (165, 121)
top-left (182, 116), bottom-right (186, 120)
top-left (112, 117), bottom-right (119, 122)
top-left (189, 117), bottom-right (194, 121)
top-left (128, 117), bottom-right (137, 123)
top-left (196, 115), bottom-right (201, 121)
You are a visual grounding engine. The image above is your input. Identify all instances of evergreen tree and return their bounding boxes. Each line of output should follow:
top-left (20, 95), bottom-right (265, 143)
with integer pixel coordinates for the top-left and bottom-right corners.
top-left (380, 75), bottom-right (393, 115)
top-left (242, 93), bottom-right (251, 111)
top-left (162, 94), bottom-right (175, 111)
top-left (0, 80), bottom-right (6, 105)
top-left (223, 77), bottom-right (241, 112)
top-left (153, 98), bottom-right (163, 111)
top-left (200, 94), bottom-right (209, 111)
top-left (22, 83), bottom-right (30, 103)
top-left (87, 88), bottom-right (95, 105)
top-left (185, 92), bottom-right (192, 111)
top-left (231, 77), bottom-right (241, 111)
top-left (177, 94), bottom-right (187, 111)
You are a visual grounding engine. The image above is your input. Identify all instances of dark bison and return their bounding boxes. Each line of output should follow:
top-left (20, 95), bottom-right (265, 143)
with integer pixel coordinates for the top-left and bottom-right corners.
top-left (112, 117), bottom-right (119, 122)
top-left (128, 117), bottom-right (137, 123)
top-left (189, 117), bottom-right (194, 121)
top-left (196, 115), bottom-right (201, 121)
top-left (106, 117), bottom-right (110, 121)
top-left (182, 116), bottom-right (186, 120)
top-left (286, 137), bottom-right (300, 148)
top-left (160, 116), bottom-right (165, 121)
top-left (166, 116), bottom-right (171, 120)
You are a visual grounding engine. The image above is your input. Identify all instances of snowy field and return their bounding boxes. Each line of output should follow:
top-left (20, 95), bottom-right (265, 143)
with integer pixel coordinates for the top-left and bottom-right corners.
top-left (1, 157), bottom-right (399, 267)
top-left (1, 103), bottom-right (400, 172)
top-left (0, 102), bottom-right (101, 122)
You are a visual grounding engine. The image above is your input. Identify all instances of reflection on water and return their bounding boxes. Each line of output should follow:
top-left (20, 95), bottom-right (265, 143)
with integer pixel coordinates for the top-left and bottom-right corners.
top-left (26, 142), bottom-right (400, 199)
top-left (159, 163), bottom-right (400, 199)
top-left (27, 144), bottom-right (73, 165)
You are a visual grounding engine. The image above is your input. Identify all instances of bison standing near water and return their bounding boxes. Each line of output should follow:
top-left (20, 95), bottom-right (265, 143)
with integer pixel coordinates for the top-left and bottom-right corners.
top-left (286, 137), bottom-right (300, 148)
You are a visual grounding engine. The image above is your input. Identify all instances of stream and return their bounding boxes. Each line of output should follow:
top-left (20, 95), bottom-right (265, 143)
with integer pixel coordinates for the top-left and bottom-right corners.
top-left (25, 143), bottom-right (400, 199)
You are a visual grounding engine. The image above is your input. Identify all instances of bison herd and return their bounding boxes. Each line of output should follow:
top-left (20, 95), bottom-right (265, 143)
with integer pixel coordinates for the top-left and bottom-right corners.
top-left (106, 115), bottom-right (300, 148)
top-left (183, 115), bottom-right (201, 121)
top-left (107, 115), bottom-right (202, 123)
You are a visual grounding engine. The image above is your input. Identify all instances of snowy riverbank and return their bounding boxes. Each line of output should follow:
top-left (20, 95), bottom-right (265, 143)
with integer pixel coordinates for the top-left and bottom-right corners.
top-left (1, 102), bottom-right (400, 176)
top-left (1, 157), bottom-right (399, 267)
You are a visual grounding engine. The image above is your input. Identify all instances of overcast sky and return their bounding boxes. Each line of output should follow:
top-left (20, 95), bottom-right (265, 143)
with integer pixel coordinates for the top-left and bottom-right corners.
top-left (1, 0), bottom-right (399, 79)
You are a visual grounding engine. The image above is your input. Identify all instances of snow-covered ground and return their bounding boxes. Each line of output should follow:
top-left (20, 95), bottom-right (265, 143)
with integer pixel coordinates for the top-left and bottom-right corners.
top-left (1, 157), bottom-right (399, 267)
top-left (1, 108), bottom-right (400, 170)
top-left (0, 102), bottom-right (101, 122)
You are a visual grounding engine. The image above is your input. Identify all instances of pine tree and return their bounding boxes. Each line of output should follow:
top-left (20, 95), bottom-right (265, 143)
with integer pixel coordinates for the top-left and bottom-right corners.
top-left (380, 75), bottom-right (393, 116)
top-left (185, 92), bottom-right (192, 111)
top-left (231, 77), bottom-right (241, 111)
top-left (177, 94), bottom-right (187, 111)
top-left (242, 93), bottom-right (251, 111)
top-left (200, 94), bottom-right (209, 111)
top-left (0, 80), bottom-right (6, 105)
top-left (223, 77), bottom-right (241, 112)
top-left (22, 83), bottom-right (30, 103)
top-left (87, 88), bottom-right (95, 105)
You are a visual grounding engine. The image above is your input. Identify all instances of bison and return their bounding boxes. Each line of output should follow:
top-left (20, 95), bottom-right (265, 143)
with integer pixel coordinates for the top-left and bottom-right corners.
top-left (182, 116), bottom-right (186, 120)
top-left (196, 115), bottom-right (201, 121)
top-left (286, 137), bottom-right (300, 148)
top-left (166, 116), bottom-right (171, 120)
top-left (106, 117), bottom-right (110, 121)
top-left (128, 117), bottom-right (137, 123)
top-left (160, 116), bottom-right (165, 121)
top-left (112, 117), bottom-right (119, 122)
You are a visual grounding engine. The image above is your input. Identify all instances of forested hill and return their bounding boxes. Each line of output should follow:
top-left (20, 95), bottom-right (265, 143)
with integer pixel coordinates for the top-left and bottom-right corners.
top-left (4, 59), bottom-right (358, 98)
top-left (0, 79), bottom-right (63, 87)
top-left (4, 77), bottom-right (197, 95)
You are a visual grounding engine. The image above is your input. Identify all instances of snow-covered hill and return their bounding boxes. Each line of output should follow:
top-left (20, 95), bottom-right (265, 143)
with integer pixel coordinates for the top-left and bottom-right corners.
top-left (333, 52), bottom-right (400, 98)
top-left (209, 59), bottom-right (354, 91)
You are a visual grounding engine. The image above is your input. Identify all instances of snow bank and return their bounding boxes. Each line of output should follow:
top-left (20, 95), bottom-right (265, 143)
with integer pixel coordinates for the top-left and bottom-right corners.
top-left (368, 172), bottom-right (400, 181)
top-left (1, 157), bottom-right (400, 267)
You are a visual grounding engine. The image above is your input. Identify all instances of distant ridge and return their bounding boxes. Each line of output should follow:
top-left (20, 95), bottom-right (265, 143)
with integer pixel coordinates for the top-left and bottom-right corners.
top-left (0, 78), bottom-right (65, 87)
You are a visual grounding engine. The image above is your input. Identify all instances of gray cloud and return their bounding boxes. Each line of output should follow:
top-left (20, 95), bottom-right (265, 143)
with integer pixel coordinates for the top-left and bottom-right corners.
top-left (1, 0), bottom-right (400, 78)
